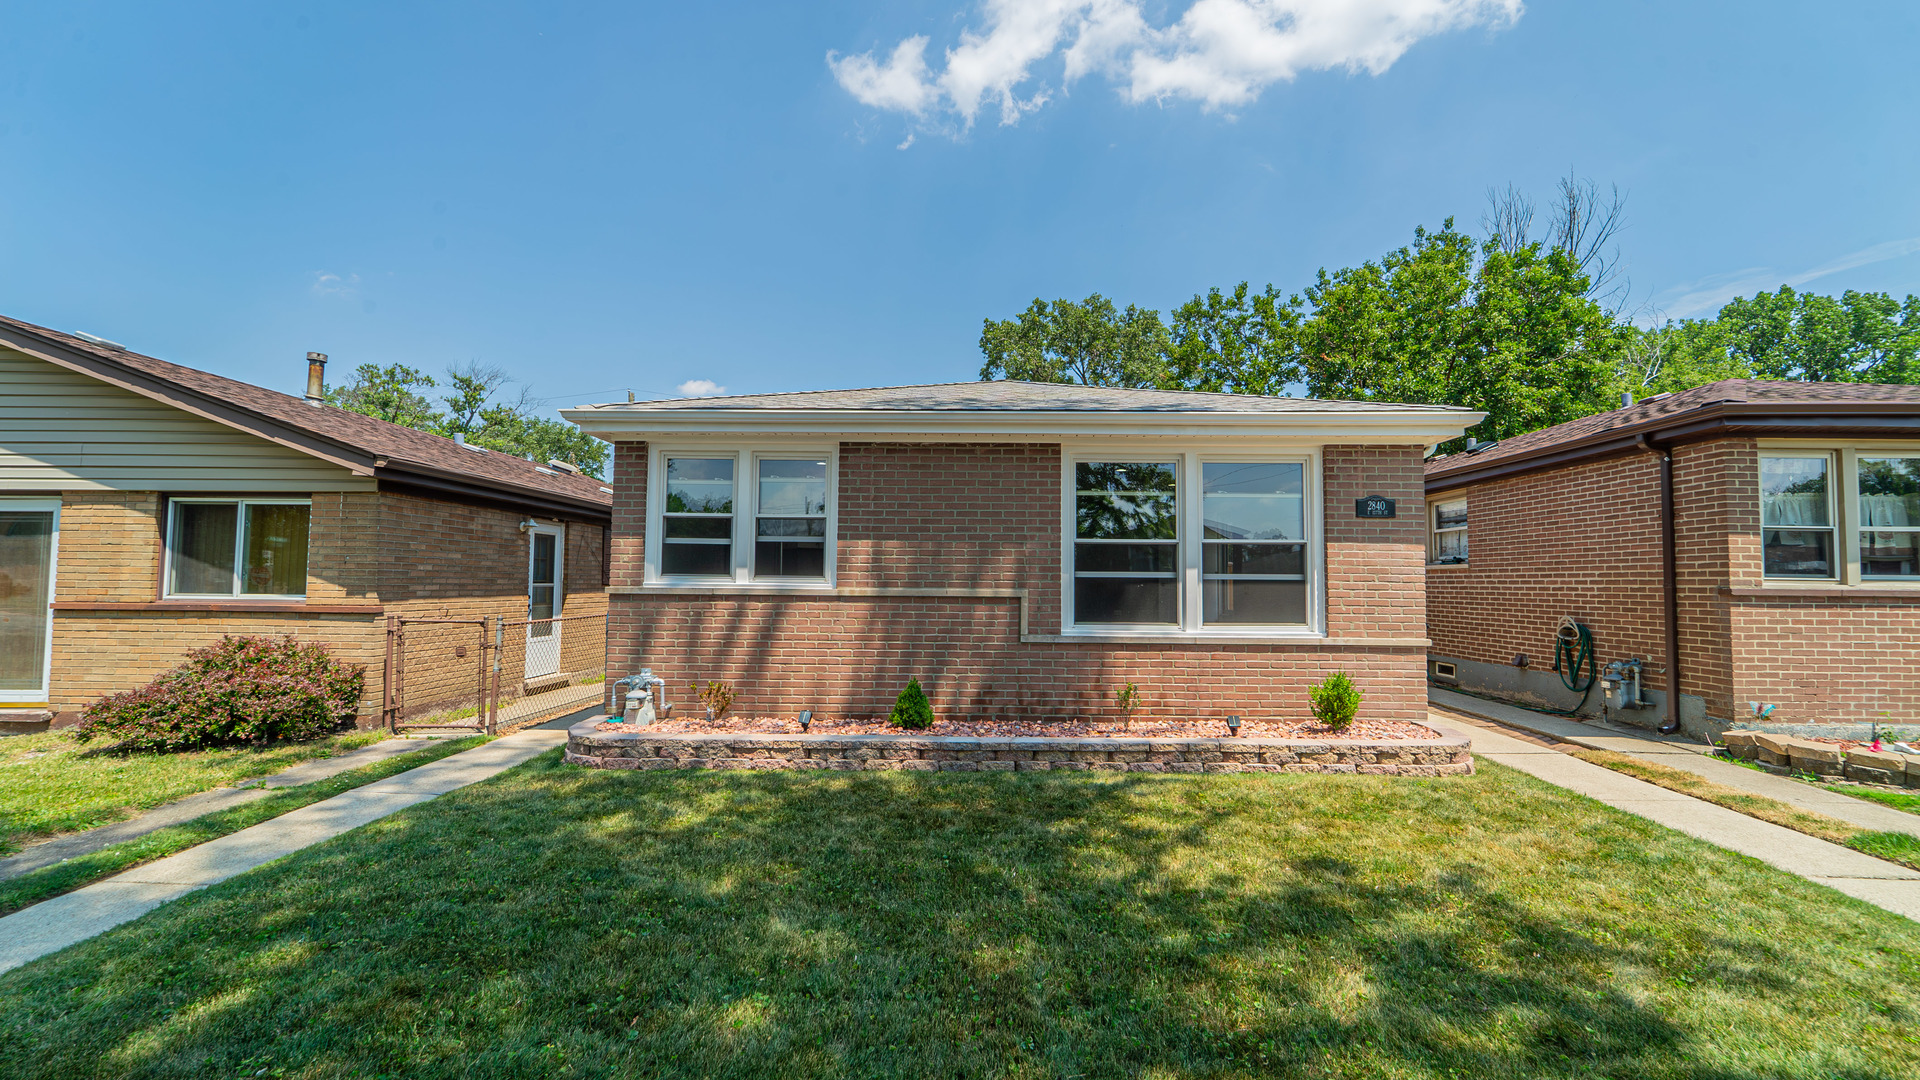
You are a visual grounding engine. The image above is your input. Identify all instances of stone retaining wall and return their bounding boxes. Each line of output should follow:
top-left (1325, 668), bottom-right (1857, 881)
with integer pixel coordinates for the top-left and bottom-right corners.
top-left (564, 720), bottom-right (1473, 776)
top-left (1722, 730), bottom-right (1920, 788)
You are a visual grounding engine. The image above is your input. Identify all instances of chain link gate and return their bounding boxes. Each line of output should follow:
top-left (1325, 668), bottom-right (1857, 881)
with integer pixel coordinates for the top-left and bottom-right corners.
top-left (383, 612), bottom-right (608, 734)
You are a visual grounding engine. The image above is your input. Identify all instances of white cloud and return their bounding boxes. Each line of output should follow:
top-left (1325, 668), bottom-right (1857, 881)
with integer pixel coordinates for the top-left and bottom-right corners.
top-left (311, 271), bottom-right (360, 297)
top-left (1658, 236), bottom-right (1920, 318)
top-left (675, 379), bottom-right (728, 397)
top-left (830, 1), bottom-right (1522, 131)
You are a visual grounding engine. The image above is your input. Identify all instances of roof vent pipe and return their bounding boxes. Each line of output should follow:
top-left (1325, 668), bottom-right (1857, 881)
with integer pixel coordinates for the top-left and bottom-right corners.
top-left (304, 352), bottom-right (328, 405)
top-left (1621, 391), bottom-right (1634, 409)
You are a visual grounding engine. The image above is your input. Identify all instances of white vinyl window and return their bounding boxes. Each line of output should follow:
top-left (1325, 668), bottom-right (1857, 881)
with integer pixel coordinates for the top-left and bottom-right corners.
top-left (165, 499), bottom-right (311, 598)
top-left (1064, 451), bottom-right (1319, 635)
top-left (1760, 455), bottom-right (1835, 578)
top-left (1429, 498), bottom-right (1467, 564)
top-left (649, 448), bottom-right (836, 585)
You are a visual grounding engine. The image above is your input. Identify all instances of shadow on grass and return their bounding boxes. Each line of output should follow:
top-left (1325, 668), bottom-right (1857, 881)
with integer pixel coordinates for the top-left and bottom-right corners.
top-left (3, 757), bottom-right (1918, 1079)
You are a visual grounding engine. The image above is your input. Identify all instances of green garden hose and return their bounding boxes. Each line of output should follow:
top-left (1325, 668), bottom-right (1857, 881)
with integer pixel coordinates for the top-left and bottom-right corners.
top-left (1552, 617), bottom-right (1598, 711)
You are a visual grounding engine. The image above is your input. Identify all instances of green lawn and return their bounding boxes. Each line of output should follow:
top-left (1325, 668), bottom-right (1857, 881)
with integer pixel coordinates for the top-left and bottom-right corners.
top-left (4, 756), bottom-right (1919, 1079)
top-left (1829, 783), bottom-right (1920, 817)
top-left (0, 729), bottom-right (387, 855)
top-left (0, 735), bottom-right (490, 917)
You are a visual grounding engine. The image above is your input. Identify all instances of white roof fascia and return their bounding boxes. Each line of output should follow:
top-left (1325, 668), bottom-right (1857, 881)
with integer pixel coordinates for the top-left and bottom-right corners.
top-left (559, 406), bottom-right (1484, 444)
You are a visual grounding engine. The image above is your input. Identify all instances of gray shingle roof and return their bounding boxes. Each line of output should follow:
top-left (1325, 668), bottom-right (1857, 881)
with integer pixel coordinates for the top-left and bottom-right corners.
top-left (584, 381), bottom-right (1471, 414)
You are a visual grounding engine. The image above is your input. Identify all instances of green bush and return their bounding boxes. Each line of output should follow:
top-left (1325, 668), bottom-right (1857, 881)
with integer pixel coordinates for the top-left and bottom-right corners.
top-left (889, 678), bottom-right (935, 730)
top-left (1308, 671), bottom-right (1363, 731)
top-left (75, 636), bottom-right (365, 752)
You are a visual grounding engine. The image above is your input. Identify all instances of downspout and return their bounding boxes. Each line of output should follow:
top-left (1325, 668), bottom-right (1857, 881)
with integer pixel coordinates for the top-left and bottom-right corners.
top-left (1641, 435), bottom-right (1684, 735)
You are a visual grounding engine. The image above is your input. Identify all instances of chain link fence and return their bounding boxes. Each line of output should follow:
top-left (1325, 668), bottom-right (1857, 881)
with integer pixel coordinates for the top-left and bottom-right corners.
top-left (382, 612), bottom-right (606, 733)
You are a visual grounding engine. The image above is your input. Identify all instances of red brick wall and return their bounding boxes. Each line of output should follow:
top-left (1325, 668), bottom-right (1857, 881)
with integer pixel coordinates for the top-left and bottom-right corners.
top-left (1426, 451), bottom-right (1669, 692)
top-left (607, 442), bottom-right (1430, 724)
top-left (45, 489), bottom-right (608, 722)
top-left (1428, 435), bottom-right (1920, 728)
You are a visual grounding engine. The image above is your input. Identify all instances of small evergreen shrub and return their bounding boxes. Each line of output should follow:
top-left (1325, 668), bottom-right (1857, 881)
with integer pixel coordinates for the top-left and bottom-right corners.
top-left (75, 635), bottom-right (365, 751)
top-left (1308, 671), bottom-right (1363, 731)
top-left (889, 678), bottom-right (934, 730)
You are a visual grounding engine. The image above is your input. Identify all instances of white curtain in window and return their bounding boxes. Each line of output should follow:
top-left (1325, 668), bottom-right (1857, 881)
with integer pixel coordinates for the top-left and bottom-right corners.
top-left (1762, 493), bottom-right (1826, 526)
top-left (1862, 495), bottom-right (1915, 528)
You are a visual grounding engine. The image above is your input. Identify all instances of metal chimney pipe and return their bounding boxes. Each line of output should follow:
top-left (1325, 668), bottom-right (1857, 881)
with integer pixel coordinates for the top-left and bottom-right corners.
top-left (304, 352), bottom-right (328, 405)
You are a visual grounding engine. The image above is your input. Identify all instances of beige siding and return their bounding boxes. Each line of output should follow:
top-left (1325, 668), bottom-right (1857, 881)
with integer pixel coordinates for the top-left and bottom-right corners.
top-left (0, 348), bottom-right (373, 492)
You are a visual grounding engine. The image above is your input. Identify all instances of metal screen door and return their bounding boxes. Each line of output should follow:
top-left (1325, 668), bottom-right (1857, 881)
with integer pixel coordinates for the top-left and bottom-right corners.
top-left (523, 523), bottom-right (565, 679)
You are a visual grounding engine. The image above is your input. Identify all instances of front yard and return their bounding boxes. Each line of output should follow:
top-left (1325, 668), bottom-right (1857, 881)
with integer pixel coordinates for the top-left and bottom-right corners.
top-left (3, 755), bottom-right (1918, 1078)
top-left (0, 729), bottom-right (387, 856)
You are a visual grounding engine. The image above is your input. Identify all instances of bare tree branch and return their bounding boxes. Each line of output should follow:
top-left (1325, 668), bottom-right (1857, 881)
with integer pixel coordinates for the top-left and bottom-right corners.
top-left (1481, 183), bottom-right (1535, 254)
top-left (1548, 171), bottom-right (1629, 305)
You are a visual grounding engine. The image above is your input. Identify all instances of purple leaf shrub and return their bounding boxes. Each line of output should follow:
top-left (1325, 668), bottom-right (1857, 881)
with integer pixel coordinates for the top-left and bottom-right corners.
top-left (75, 635), bottom-right (365, 751)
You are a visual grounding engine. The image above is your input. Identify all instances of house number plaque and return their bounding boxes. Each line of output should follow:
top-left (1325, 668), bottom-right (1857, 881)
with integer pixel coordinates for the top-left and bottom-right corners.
top-left (1354, 495), bottom-right (1397, 518)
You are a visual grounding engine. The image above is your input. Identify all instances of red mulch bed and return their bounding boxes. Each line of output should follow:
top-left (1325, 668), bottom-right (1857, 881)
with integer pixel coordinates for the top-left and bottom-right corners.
top-left (595, 715), bottom-right (1441, 740)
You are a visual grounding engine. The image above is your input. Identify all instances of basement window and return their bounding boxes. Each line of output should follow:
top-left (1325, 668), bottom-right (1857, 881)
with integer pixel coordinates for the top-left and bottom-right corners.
top-left (165, 499), bottom-right (310, 598)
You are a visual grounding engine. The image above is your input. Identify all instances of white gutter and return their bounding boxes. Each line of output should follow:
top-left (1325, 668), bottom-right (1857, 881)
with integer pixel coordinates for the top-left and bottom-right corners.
top-left (559, 405), bottom-right (1484, 444)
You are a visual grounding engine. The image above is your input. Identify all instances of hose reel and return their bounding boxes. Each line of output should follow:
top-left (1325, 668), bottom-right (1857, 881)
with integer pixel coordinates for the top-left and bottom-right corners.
top-left (1552, 616), bottom-right (1598, 705)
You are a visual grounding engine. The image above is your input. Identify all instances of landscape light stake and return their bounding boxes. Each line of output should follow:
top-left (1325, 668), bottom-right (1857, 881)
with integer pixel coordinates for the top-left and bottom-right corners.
top-left (797, 709), bottom-right (813, 733)
top-left (1226, 715), bottom-right (1242, 737)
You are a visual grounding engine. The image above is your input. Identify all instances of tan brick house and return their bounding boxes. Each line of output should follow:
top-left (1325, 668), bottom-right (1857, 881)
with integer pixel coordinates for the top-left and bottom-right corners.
top-left (0, 315), bottom-right (611, 731)
top-left (1423, 380), bottom-right (1920, 737)
top-left (562, 383), bottom-right (1477, 724)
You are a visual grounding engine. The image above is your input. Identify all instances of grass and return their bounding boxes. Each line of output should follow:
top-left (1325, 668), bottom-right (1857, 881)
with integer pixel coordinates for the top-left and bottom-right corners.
top-left (1569, 748), bottom-right (1920, 872)
top-left (4, 757), bottom-right (1920, 1078)
top-left (1827, 783), bottom-right (1920, 817)
top-left (0, 735), bottom-right (491, 917)
top-left (0, 729), bottom-right (388, 856)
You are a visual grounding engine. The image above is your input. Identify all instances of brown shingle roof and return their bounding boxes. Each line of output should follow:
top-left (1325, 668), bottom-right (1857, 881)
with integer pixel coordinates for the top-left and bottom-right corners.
top-left (1426, 379), bottom-right (1920, 487)
top-left (0, 313), bottom-right (611, 518)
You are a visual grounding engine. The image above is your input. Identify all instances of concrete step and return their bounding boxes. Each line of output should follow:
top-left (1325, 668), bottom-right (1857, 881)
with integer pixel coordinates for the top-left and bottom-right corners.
top-left (0, 710), bottom-right (51, 737)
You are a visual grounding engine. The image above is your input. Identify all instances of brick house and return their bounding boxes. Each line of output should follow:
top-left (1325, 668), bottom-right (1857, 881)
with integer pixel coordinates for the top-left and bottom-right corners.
top-left (0, 315), bottom-right (612, 731)
top-left (1423, 380), bottom-right (1920, 737)
top-left (561, 383), bottom-right (1477, 723)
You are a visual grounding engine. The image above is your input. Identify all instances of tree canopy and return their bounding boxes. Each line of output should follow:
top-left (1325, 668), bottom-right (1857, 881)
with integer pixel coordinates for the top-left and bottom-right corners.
top-left (324, 362), bottom-right (608, 478)
top-left (977, 185), bottom-right (1920, 447)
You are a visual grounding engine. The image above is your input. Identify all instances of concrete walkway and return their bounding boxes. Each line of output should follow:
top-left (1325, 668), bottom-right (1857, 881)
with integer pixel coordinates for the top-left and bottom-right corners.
top-left (0, 736), bottom-right (456, 882)
top-left (1431, 688), bottom-right (1920, 839)
top-left (1423, 709), bottom-right (1920, 922)
top-left (0, 729), bottom-right (566, 975)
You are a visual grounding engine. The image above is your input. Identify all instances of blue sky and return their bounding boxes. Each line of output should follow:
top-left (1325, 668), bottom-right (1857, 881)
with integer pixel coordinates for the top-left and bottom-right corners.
top-left (1, 1), bottom-right (1915, 416)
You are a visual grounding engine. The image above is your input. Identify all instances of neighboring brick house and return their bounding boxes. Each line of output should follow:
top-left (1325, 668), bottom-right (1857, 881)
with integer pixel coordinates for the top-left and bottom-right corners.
top-left (0, 315), bottom-right (612, 731)
top-left (1423, 380), bottom-right (1920, 737)
top-left (561, 383), bottom-right (1477, 724)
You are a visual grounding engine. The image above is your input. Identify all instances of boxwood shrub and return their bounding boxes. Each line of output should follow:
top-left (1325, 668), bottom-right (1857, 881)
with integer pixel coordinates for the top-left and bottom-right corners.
top-left (75, 635), bottom-right (365, 752)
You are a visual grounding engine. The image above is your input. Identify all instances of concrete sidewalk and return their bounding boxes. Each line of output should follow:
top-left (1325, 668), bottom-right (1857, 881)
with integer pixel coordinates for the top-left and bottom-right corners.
top-left (1431, 688), bottom-right (1920, 839)
top-left (0, 729), bottom-right (566, 976)
top-left (0, 735), bottom-right (457, 882)
top-left (1424, 710), bottom-right (1920, 922)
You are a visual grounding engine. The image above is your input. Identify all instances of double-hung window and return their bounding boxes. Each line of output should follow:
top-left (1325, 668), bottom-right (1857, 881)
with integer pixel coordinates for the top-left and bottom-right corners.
top-left (1858, 455), bottom-right (1920, 578)
top-left (165, 498), bottom-right (310, 598)
top-left (1201, 462), bottom-right (1307, 624)
top-left (661, 457), bottom-right (736, 576)
top-left (1073, 462), bottom-right (1179, 624)
top-left (652, 449), bottom-right (835, 584)
top-left (1066, 453), bottom-right (1318, 634)
top-left (1429, 498), bottom-right (1468, 564)
top-left (1760, 455), bottom-right (1835, 578)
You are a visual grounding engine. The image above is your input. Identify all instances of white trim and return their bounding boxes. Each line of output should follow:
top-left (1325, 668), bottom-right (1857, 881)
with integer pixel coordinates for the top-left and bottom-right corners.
top-left (646, 443), bottom-right (839, 588)
top-left (1059, 444), bottom-right (1324, 638)
top-left (565, 405), bottom-right (1481, 444)
top-left (162, 497), bottom-right (311, 600)
top-left (0, 496), bottom-right (60, 704)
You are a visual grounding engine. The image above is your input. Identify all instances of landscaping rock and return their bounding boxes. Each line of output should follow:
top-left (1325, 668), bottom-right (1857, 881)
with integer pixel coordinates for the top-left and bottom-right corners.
top-left (1753, 733), bottom-right (1796, 766)
top-left (1785, 740), bottom-right (1844, 776)
top-left (1846, 748), bottom-right (1909, 786)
